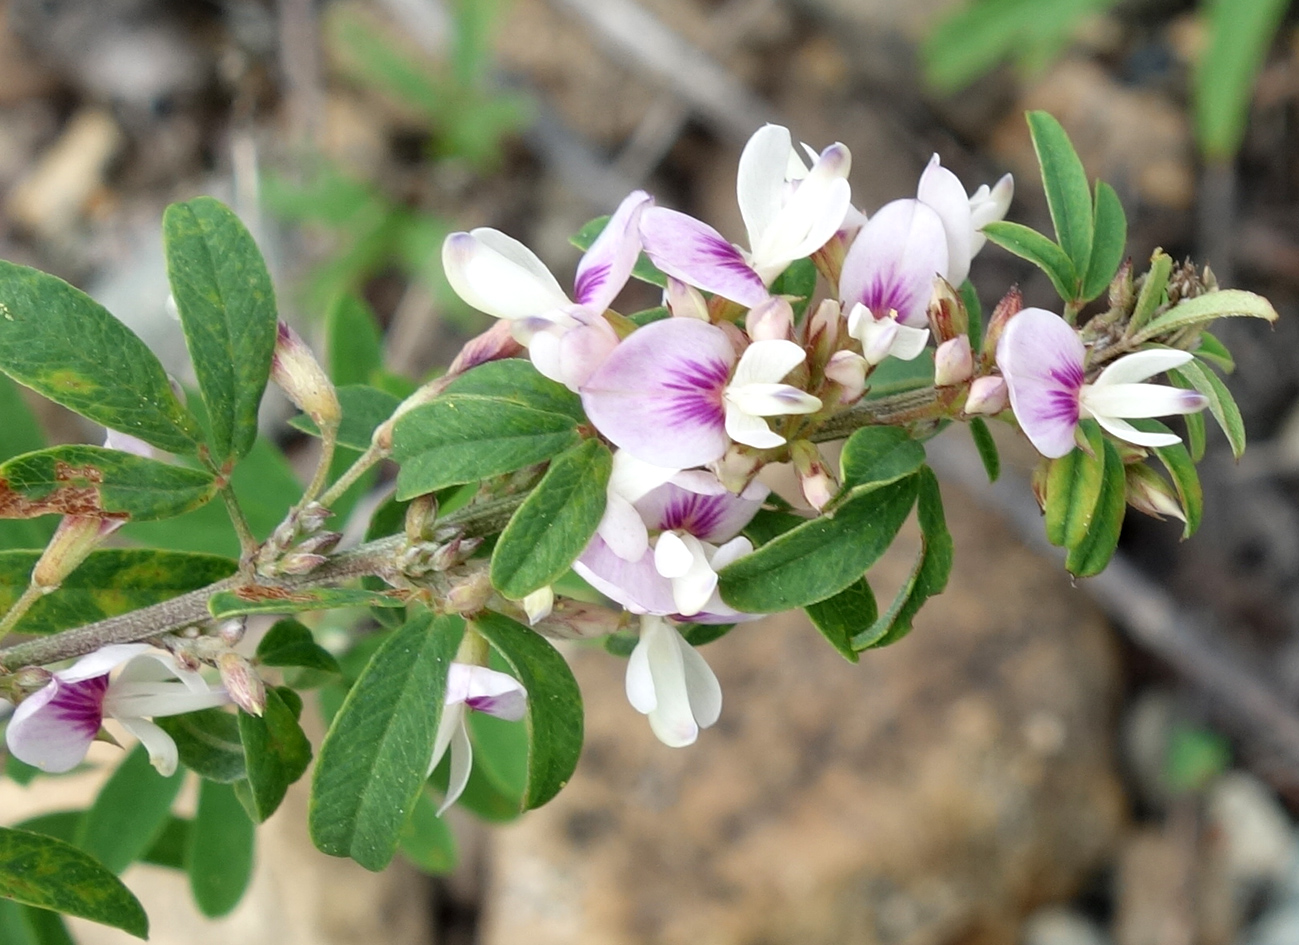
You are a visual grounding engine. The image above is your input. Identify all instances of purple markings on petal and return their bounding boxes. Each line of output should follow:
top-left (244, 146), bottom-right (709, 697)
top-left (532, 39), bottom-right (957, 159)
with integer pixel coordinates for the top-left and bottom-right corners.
top-left (660, 359), bottom-right (729, 430)
top-left (635, 477), bottom-right (767, 543)
top-left (996, 307), bottom-right (1088, 459)
top-left (44, 676), bottom-right (109, 733)
top-left (574, 190), bottom-right (651, 313)
top-left (840, 199), bottom-right (949, 328)
top-left (639, 207), bottom-right (769, 308)
top-left (573, 262), bottom-right (611, 309)
top-left (6, 675), bottom-right (109, 772)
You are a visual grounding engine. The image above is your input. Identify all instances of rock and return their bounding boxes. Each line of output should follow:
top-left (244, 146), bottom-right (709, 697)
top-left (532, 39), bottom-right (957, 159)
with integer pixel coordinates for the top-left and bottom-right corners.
top-left (1021, 907), bottom-right (1112, 945)
top-left (1245, 903), bottom-right (1299, 945)
top-left (1121, 690), bottom-right (1178, 813)
top-left (1204, 772), bottom-right (1295, 893)
top-left (1114, 826), bottom-right (1196, 945)
top-left (480, 479), bottom-right (1126, 945)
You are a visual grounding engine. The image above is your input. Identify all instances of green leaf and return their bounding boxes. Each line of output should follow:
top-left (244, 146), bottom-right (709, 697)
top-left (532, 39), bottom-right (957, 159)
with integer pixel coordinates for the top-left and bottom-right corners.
top-left (838, 427), bottom-right (926, 492)
top-left (854, 467), bottom-right (954, 650)
top-left (719, 476), bottom-right (919, 613)
top-left (769, 258), bottom-right (819, 321)
top-left (256, 619), bottom-right (341, 673)
top-left (1044, 420), bottom-right (1106, 548)
top-left (1170, 360), bottom-right (1246, 459)
top-left (1195, 0), bottom-right (1290, 161)
top-left (0, 549), bottom-right (235, 636)
top-left (1065, 438), bottom-right (1126, 577)
top-left (140, 818), bottom-right (191, 870)
top-left (155, 709), bottom-right (245, 783)
top-left (442, 359), bottom-right (585, 423)
top-left (399, 790), bottom-right (458, 873)
top-left (208, 586), bottom-right (406, 619)
top-left (310, 611), bottom-right (464, 871)
top-left (1131, 289), bottom-right (1279, 343)
top-left (1194, 331), bottom-right (1236, 373)
top-left (77, 744), bottom-right (184, 874)
top-left (678, 622), bottom-right (736, 647)
top-left (570, 216), bottom-right (668, 288)
top-left (13, 814), bottom-right (79, 845)
top-left (0, 827), bottom-right (147, 938)
top-left (0, 901), bottom-right (74, 945)
top-left (1184, 408), bottom-right (1207, 463)
top-left (967, 417), bottom-right (1001, 482)
top-left (0, 376), bottom-right (54, 552)
top-left (164, 197), bottom-right (279, 464)
top-left (627, 305), bottom-right (670, 327)
top-left (471, 611), bottom-right (583, 810)
top-left (804, 579), bottom-right (875, 662)
top-left (960, 280), bottom-right (983, 353)
top-left (326, 294), bottom-right (385, 387)
top-left (1027, 110), bottom-right (1093, 283)
top-left (392, 395), bottom-right (580, 499)
top-left (1081, 180), bottom-right (1127, 302)
top-left (1128, 419), bottom-right (1203, 539)
top-left (981, 221), bottom-right (1078, 301)
top-left (289, 384), bottom-right (400, 451)
top-left (0, 260), bottom-right (202, 455)
top-left (0, 446), bottom-right (217, 522)
top-left (187, 780), bottom-right (255, 918)
top-left (238, 688), bottom-right (313, 822)
top-left (1128, 250), bottom-right (1172, 335)
top-left (490, 439), bottom-right (611, 600)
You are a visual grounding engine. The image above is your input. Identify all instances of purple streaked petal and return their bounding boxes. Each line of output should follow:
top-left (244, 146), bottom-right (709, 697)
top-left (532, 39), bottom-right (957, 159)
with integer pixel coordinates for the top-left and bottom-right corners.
top-left (916, 154), bottom-right (975, 287)
top-left (575, 536), bottom-right (678, 616)
top-left (6, 675), bottom-right (107, 772)
top-left (639, 207), bottom-right (769, 307)
top-left (580, 318), bottom-right (735, 468)
top-left (839, 199), bottom-right (948, 328)
top-left (996, 307), bottom-right (1087, 459)
top-left (634, 477), bottom-right (766, 544)
top-left (574, 190), bottom-right (652, 313)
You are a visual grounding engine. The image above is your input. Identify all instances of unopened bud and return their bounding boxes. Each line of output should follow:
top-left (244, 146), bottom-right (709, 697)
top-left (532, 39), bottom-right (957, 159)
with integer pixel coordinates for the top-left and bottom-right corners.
top-left (824, 351), bottom-right (867, 404)
top-left (521, 586), bottom-right (555, 625)
top-left (807, 298), bottom-right (841, 365)
top-left (272, 322), bottom-right (341, 429)
top-left (1125, 464), bottom-right (1186, 522)
top-left (295, 531), bottom-right (342, 556)
top-left (217, 618), bottom-right (246, 646)
top-left (33, 516), bottom-right (125, 590)
top-left (1031, 459), bottom-right (1050, 513)
top-left (811, 231), bottom-right (849, 285)
top-left (277, 552), bottom-right (328, 575)
top-left (963, 375), bottom-right (1008, 416)
top-left (981, 285), bottom-right (1022, 365)
top-left (714, 445), bottom-right (764, 494)
top-left (446, 570), bottom-right (494, 614)
top-left (405, 494), bottom-right (439, 543)
top-left (533, 599), bottom-right (625, 639)
top-left (790, 440), bottom-right (837, 511)
top-left (666, 278), bottom-right (710, 321)
top-left (927, 277), bottom-right (967, 343)
top-left (718, 320), bottom-right (750, 358)
top-left (297, 502), bottom-right (332, 535)
top-left (934, 336), bottom-right (974, 387)
top-left (218, 652), bottom-right (266, 717)
top-left (1108, 258), bottom-right (1134, 312)
top-left (13, 667), bottom-right (52, 692)
top-left (747, 297), bottom-right (794, 342)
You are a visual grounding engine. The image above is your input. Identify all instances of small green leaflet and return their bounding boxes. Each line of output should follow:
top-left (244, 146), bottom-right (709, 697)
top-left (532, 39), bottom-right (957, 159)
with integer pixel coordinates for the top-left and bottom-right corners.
top-left (804, 579), bottom-right (876, 662)
top-left (1082, 180), bottom-right (1126, 302)
top-left (1128, 250), bottom-right (1172, 334)
top-left (156, 709), bottom-right (246, 783)
top-left (442, 359), bottom-right (585, 422)
top-left (326, 294), bottom-right (385, 387)
top-left (1065, 438), bottom-right (1127, 577)
top-left (981, 221), bottom-right (1077, 302)
top-left (256, 619), bottom-right (341, 673)
top-left (1131, 289), bottom-right (1278, 344)
top-left (76, 744), bottom-right (184, 874)
top-left (208, 586), bottom-right (406, 619)
top-left (238, 688), bottom-right (313, 822)
top-left (0, 374), bottom-right (54, 552)
top-left (1027, 110), bottom-right (1092, 286)
top-left (187, 780), bottom-right (255, 918)
top-left (1169, 359), bottom-right (1246, 459)
top-left (968, 417), bottom-right (1000, 482)
top-left (838, 427), bottom-right (926, 493)
top-left (1043, 420), bottom-right (1106, 549)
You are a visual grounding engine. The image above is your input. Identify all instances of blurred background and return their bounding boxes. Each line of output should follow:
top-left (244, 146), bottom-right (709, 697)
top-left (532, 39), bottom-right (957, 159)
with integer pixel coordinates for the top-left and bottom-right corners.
top-left (5, 0), bottom-right (1299, 943)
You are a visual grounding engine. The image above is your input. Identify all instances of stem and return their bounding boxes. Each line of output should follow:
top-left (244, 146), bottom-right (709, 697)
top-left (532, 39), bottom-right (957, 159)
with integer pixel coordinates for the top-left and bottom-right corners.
top-left (809, 387), bottom-right (943, 442)
top-left (319, 443), bottom-right (386, 510)
top-left (300, 425), bottom-right (338, 509)
top-left (220, 485), bottom-right (260, 566)
top-left (0, 585), bottom-right (47, 645)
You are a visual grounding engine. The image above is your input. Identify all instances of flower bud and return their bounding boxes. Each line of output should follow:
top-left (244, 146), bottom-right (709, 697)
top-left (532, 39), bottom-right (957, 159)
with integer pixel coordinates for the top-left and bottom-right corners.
top-left (927, 277), bottom-right (967, 343)
top-left (790, 440), bottom-right (837, 511)
top-left (824, 350), bottom-right (867, 404)
top-left (533, 599), bottom-right (625, 640)
top-left (271, 322), bottom-right (341, 430)
top-left (981, 286), bottom-right (1022, 366)
top-left (32, 516), bottom-right (126, 591)
top-left (806, 298), bottom-right (842, 366)
top-left (446, 570), bottom-right (494, 614)
top-left (277, 552), bottom-right (329, 575)
top-left (1125, 464), bottom-right (1186, 522)
top-left (217, 652), bottom-right (266, 717)
top-left (13, 667), bottom-right (52, 693)
top-left (405, 494), bottom-right (439, 543)
top-left (963, 375), bottom-right (1008, 416)
top-left (718, 320), bottom-right (750, 358)
top-left (1031, 459), bottom-right (1050, 513)
top-left (521, 586), bottom-right (555, 625)
top-left (295, 531), bottom-right (342, 557)
top-left (714, 446), bottom-right (764, 494)
top-left (934, 336), bottom-right (974, 387)
top-left (297, 502), bottom-right (332, 535)
top-left (217, 618), bottom-right (246, 646)
top-left (746, 297), bottom-right (794, 342)
top-left (666, 278), bottom-right (710, 321)
top-left (1108, 258), bottom-right (1134, 312)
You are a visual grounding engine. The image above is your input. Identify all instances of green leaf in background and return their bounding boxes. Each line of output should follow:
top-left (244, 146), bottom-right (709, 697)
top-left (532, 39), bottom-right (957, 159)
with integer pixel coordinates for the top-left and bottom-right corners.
top-left (570, 215), bottom-right (668, 288)
top-left (465, 708), bottom-right (529, 813)
top-left (1128, 419), bottom-right (1203, 539)
top-left (209, 586), bottom-right (406, 620)
top-left (1065, 437), bottom-right (1127, 577)
top-left (471, 611), bottom-right (583, 810)
top-left (1165, 723), bottom-right (1232, 794)
top-left (678, 622), bottom-right (736, 647)
top-left (443, 359), bottom-right (585, 423)
top-left (0, 260), bottom-right (201, 455)
top-left (399, 790), bottom-right (458, 874)
top-left (981, 221), bottom-right (1078, 301)
top-left (310, 612), bottom-right (464, 871)
top-left (164, 197), bottom-right (279, 464)
top-left (238, 689), bottom-right (313, 822)
top-left (76, 744), bottom-right (184, 874)
top-left (1027, 110), bottom-right (1093, 283)
top-left (290, 384), bottom-right (400, 451)
top-left (0, 446), bottom-right (216, 522)
top-left (968, 417), bottom-right (1001, 482)
top-left (719, 476), bottom-right (919, 613)
top-left (490, 439), bottom-right (611, 600)
top-left (156, 709), bottom-right (246, 783)
top-left (0, 827), bottom-right (147, 938)
top-left (392, 395), bottom-right (580, 499)
top-left (187, 780), bottom-right (255, 919)
top-left (256, 619), bottom-right (341, 673)
top-left (140, 818), bottom-right (191, 871)
top-left (1195, 0), bottom-right (1290, 161)
top-left (1193, 331), bottom-right (1235, 374)
top-left (1043, 420), bottom-right (1106, 548)
top-left (838, 427), bottom-right (927, 493)
top-left (0, 900), bottom-right (74, 945)
top-left (0, 549), bottom-right (235, 637)
top-left (1170, 360), bottom-right (1246, 459)
top-left (1081, 180), bottom-right (1127, 302)
top-left (1131, 289), bottom-right (1279, 343)
top-left (0, 375), bottom-right (54, 552)
top-left (854, 467), bottom-right (954, 650)
top-left (804, 578), bottom-right (876, 662)
top-left (769, 258), bottom-right (819, 321)
top-left (326, 294), bottom-right (385, 387)
top-left (1127, 250), bottom-right (1172, 335)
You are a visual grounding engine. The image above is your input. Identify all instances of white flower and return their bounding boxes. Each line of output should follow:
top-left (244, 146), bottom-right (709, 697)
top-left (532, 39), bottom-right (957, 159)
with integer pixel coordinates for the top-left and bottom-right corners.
top-left (722, 339), bottom-right (822, 449)
top-left (625, 616), bottom-right (722, 747)
top-left (428, 663), bottom-right (528, 814)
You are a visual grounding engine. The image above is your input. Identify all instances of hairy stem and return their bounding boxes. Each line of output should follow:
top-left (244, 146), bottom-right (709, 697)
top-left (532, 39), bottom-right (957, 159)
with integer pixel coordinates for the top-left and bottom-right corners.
top-left (0, 585), bottom-right (48, 646)
top-left (319, 443), bottom-right (386, 509)
top-left (220, 485), bottom-right (260, 569)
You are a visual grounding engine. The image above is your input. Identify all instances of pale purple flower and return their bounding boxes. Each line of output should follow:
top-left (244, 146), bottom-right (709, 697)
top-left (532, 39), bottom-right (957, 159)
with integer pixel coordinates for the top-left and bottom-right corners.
top-left (5, 644), bottom-right (230, 775)
top-left (915, 154), bottom-right (1013, 288)
top-left (442, 190), bottom-right (652, 390)
top-left (428, 663), bottom-right (527, 814)
top-left (996, 307), bottom-right (1209, 459)
top-left (845, 302), bottom-right (931, 365)
top-left (638, 124), bottom-right (851, 307)
top-left (625, 615), bottom-right (722, 747)
top-left (580, 318), bottom-right (822, 468)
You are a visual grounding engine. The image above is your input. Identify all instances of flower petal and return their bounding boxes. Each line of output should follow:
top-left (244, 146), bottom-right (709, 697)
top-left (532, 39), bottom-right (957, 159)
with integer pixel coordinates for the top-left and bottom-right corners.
top-left (57, 644), bottom-right (152, 683)
top-left (731, 339), bottom-right (807, 387)
top-left (1092, 414), bottom-right (1185, 448)
top-left (643, 617), bottom-right (699, 747)
top-left (437, 718), bottom-right (474, 815)
top-left (574, 190), bottom-right (652, 313)
top-left (916, 154), bottom-right (975, 287)
top-left (639, 207), bottom-right (769, 307)
top-left (581, 318), bottom-right (734, 468)
top-left (840, 199), bottom-right (948, 328)
top-left (890, 323), bottom-right (931, 361)
top-left (737, 124), bottom-right (793, 251)
top-left (1080, 382), bottom-right (1208, 419)
top-left (104, 681), bottom-right (230, 720)
top-left (117, 717), bottom-right (179, 776)
top-left (750, 144), bottom-right (851, 280)
top-left (725, 404), bottom-right (785, 449)
top-left (575, 536), bottom-right (678, 615)
top-left (679, 639), bottom-right (722, 729)
top-left (725, 383), bottom-right (821, 418)
top-left (996, 307), bottom-right (1087, 459)
top-left (428, 702), bottom-right (464, 778)
top-left (1092, 348), bottom-right (1194, 387)
top-left (625, 634), bottom-right (658, 714)
top-left (634, 477), bottom-right (767, 544)
top-left (5, 676), bottom-right (106, 772)
top-left (443, 230), bottom-right (571, 321)
top-left (599, 492), bottom-right (652, 562)
top-left (667, 534), bottom-right (719, 616)
top-left (654, 530), bottom-right (695, 578)
top-left (969, 173), bottom-right (1014, 256)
